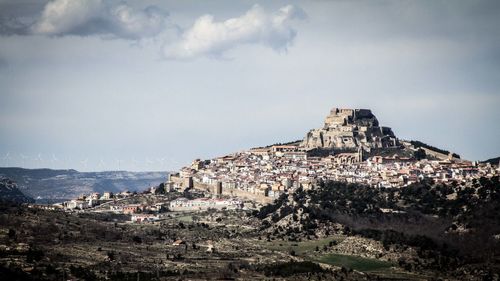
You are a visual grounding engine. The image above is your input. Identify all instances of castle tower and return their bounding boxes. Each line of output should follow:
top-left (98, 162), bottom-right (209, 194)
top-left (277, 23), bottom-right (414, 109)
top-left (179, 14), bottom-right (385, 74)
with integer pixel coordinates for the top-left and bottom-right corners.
top-left (301, 107), bottom-right (398, 151)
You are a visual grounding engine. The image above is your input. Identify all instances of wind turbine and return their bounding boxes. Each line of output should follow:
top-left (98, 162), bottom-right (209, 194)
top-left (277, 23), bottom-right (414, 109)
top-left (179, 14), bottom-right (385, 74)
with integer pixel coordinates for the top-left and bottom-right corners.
top-left (63, 156), bottom-right (70, 168)
top-left (80, 158), bottom-right (89, 170)
top-left (3, 152), bottom-right (11, 166)
top-left (36, 153), bottom-right (43, 167)
top-left (51, 154), bottom-right (59, 167)
top-left (98, 158), bottom-right (106, 170)
top-left (19, 153), bottom-right (28, 167)
top-left (115, 159), bottom-right (122, 171)
top-left (132, 157), bottom-right (139, 170)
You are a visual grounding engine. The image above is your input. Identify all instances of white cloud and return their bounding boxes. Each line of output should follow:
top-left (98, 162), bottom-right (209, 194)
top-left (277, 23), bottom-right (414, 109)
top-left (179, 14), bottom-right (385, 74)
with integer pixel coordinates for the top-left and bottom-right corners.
top-left (31, 0), bottom-right (103, 35)
top-left (162, 4), bottom-right (306, 60)
top-left (30, 0), bottom-right (168, 40)
top-left (109, 5), bottom-right (168, 39)
top-left (3, 2), bottom-right (306, 57)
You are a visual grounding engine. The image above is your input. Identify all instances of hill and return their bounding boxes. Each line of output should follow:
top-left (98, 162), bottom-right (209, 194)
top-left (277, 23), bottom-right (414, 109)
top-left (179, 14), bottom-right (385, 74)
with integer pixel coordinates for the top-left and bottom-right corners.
top-left (255, 177), bottom-right (500, 277)
top-left (482, 156), bottom-right (500, 165)
top-left (0, 168), bottom-right (168, 202)
top-left (0, 177), bottom-right (34, 204)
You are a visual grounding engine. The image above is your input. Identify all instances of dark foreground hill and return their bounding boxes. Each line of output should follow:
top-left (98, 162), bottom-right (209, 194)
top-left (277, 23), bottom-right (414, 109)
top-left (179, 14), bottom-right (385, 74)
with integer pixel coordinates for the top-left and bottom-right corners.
top-left (0, 177), bottom-right (34, 204)
top-left (255, 177), bottom-right (500, 279)
top-left (0, 168), bottom-right (168, 202)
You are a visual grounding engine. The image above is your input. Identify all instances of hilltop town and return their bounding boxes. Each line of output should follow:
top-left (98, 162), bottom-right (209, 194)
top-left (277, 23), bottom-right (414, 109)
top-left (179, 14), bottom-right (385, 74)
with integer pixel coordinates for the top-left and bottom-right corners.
top-left (166, 108), bottom-right (499, 203)
top-left (41, 108), bottom-right (499, 228)
top-left (1, 107), bottom-right (499, 280)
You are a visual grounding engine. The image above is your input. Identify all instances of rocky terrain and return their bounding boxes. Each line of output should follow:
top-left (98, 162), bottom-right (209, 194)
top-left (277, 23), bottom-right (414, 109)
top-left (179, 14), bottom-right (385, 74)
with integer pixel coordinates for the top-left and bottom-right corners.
top-left (0, 202), bottom-right (379, 281)
top-left (0, 175), bottom-right (500, 280)
top-left (0, 168), bottom-right (168, 203)
top-left (1, 175), bottom-right (498, 280)
top-left (0, 177), bottom-right (34, 204)
top-left (255, 177), bottom-right (500, 279)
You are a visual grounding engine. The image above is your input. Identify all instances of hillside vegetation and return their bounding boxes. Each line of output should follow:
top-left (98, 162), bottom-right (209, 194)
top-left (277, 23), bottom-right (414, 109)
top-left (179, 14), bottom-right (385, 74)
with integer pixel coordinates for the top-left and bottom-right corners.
top-left (255, 177), bottom-right (500, 279)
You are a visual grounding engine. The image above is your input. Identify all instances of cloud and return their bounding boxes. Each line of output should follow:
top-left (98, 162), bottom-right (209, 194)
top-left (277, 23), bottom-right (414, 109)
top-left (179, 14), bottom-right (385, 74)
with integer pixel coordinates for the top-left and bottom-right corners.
top-left (29, 0), bottom-right (169, 40)
top-left (31, 0), bottom-right (103, 35)
top-left (108, 5), bottom-right (168, 39)
top-left (0, 15), bottom-right (30, 35)
top-left (0, 2), bottom-right (306, 59)
top-left (162, 4), bottom-right (306, 60)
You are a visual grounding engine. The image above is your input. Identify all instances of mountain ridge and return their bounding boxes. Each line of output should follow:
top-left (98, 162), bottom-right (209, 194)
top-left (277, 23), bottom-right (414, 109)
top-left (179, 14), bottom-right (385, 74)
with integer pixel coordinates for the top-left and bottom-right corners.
top-left (0, 167), bottom-right (168, 202)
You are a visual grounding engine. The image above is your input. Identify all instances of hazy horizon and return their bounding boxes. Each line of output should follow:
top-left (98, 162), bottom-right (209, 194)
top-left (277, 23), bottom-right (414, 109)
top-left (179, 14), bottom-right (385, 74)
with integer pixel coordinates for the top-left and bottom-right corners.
top-left (1, 0), bottom-right (499, 172)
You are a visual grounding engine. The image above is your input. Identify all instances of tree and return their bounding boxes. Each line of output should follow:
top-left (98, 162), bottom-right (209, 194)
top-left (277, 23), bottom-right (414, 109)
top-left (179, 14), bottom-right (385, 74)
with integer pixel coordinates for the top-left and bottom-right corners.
top-left (133, 235), bottom-right (142, 243)
top-left (107, 251), bottom-right (115, 261)
top-left (414, 149), bottom-right (426, 160)
top-left (8, 228), bottom-right (16, 240)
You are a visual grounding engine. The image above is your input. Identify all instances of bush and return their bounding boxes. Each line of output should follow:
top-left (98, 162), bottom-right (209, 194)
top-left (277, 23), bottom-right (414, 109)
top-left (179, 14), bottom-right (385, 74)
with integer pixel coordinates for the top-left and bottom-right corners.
top-left (260, 261), bottom-right (325, 277)
top-left (107, 251), bottom-right (115, 261)
top-left (26, 247), bottom-right (44, 263)
top-left (133, 236), bottom-right (142, 243)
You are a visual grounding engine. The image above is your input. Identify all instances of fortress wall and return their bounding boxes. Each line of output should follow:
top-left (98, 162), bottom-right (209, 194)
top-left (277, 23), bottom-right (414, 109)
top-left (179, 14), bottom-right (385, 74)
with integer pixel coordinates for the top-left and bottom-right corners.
top-left (170, 175), bottom-right (184, 186)
top-left (192, 181), bottom-right (212, 192)
top-left (420, 147), bottom-right (450, 160)
top-left (191, 181), bottom-right (273, 204)
top-left (222, 188), bottom-right (273, 204)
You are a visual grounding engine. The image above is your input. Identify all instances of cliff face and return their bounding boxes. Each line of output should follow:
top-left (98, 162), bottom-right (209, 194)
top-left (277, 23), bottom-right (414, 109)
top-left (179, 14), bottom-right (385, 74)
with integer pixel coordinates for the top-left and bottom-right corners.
top-left (0, 177), bottom-right (34, 204)
top-left (301, 108), bottom-right (398, 150)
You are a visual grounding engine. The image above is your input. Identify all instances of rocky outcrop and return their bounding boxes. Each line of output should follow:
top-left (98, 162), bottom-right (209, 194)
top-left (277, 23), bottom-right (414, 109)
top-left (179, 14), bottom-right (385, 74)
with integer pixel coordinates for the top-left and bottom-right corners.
top-left (0, 177), bottom-right (34, 204)
top-left (301, 108), bottom-right (398, 151)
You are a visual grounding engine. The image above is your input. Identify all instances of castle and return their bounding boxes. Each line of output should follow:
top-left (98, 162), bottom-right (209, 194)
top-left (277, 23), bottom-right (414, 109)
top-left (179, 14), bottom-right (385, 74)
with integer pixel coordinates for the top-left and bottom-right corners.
top-left (300, 108), bottom-right (398, 151)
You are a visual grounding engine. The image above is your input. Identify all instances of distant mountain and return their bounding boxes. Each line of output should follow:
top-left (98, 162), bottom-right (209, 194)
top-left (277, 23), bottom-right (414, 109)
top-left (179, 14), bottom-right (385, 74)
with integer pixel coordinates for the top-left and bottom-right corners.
top-left (482, 156), bottom-right (500, 165)
top-left (0, 177), bottom-right (34, 204)
top-left (0, 168), bottom-right (168, 202)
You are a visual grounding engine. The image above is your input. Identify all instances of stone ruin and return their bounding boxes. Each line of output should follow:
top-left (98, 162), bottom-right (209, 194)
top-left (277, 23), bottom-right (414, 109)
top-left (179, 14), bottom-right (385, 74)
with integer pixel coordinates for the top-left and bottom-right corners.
top-left (300, 107), bottom-right (398, 151)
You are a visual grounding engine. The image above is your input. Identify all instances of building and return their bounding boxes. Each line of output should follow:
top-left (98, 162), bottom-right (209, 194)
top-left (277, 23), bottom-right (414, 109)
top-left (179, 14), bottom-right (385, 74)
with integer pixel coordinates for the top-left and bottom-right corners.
top-left (123, 204), bottom-right (142, 214)
top-left (131, 214), bottom-right (159, 223)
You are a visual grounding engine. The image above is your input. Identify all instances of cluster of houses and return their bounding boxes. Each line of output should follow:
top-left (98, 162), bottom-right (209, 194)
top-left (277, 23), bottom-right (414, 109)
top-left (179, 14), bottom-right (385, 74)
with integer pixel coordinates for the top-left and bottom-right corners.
top-left (169, 197), bottom-right (242, 211)
top-left (53, 188), bottom-right (242, 223)
top-left (56, 190), bottom-right (133, 210)
top-left (170, 144), bottom-right (499, 200)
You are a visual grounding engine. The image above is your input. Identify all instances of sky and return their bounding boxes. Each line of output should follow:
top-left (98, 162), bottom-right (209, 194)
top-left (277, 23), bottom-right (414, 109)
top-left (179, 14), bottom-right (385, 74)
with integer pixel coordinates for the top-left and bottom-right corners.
top-left (0, 0), bottom-right (499, 172)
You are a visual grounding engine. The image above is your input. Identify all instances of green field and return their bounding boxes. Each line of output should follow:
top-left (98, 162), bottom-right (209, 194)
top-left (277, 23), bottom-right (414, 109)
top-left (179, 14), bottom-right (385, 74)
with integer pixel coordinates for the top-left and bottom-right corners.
top-left (175, 214), bottom-right (193, 222)
top-left (318, 253), bottom-right (393, 272)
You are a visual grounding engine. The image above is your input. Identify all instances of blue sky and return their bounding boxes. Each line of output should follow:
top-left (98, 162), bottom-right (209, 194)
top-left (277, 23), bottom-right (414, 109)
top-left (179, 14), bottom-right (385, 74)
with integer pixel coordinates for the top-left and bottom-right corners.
top-left (1, 0), bottom-right (499, 171)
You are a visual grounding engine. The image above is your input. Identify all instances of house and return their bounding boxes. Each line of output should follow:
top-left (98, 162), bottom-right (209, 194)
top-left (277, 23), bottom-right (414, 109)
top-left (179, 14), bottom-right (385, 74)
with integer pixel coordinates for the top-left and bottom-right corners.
top-left (102, 192), bottom-right (113, 200)
top-left (169, 198), bottom-right (189, 210)
top-left (66, 199), bottom-right (89, 210)
top-left (89, 192), bottom-right (100, 200)
top-left (123, 204), bottom-right (142, 214)
top-left (131, 214), bottom-right (159, 223)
